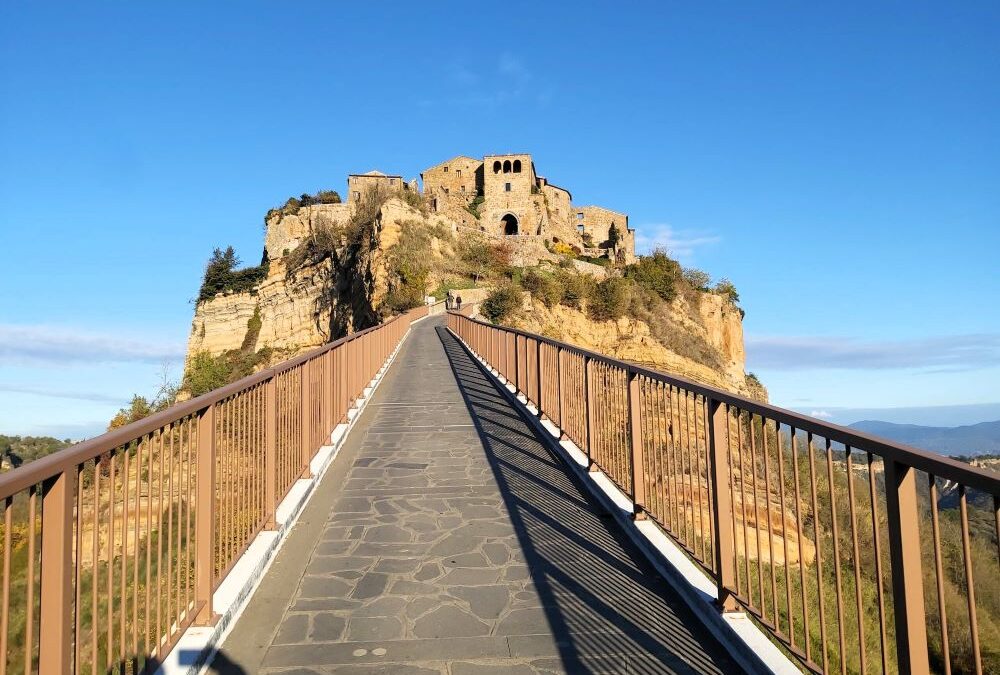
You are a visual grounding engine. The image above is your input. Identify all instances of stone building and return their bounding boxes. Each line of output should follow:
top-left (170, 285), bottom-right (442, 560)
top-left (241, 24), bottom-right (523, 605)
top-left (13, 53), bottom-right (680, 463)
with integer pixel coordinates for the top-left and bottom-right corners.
top-left (347, 171), bottom-right (408, 203)
top-left (574, 205), bottom-right (634, 262)
top-left (420, 153), bottom-right (635, 263)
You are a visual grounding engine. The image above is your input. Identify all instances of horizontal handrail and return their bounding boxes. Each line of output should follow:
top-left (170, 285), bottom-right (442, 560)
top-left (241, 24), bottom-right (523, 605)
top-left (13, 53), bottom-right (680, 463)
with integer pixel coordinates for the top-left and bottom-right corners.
top-left (447, 311), bottom-right (999, 495)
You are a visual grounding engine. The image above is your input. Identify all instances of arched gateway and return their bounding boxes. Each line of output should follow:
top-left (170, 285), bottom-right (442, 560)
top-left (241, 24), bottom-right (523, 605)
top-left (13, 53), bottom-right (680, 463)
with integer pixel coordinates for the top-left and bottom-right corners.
top-left (501, 213), bottom-right (519, 235)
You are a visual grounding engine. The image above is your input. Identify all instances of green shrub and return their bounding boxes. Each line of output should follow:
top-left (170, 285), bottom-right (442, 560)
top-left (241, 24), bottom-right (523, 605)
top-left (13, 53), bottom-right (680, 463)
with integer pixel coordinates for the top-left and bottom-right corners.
top-left (459, 234), bottom-right (511, 283)
top-left (198, 247), bottom-right (269, 303)
top-left (683, 267), bottom-right (711, 291)
top-left (382, 221), bottom-right (432, 315)
top-left (587, 277), bottom-right (633, 322)
top-left (713, 277), bottom-right (740, 305)
top-left (481, 283), bottom-right (522, 324)
top-left (431, 277), bottom-right (477, 300)
top-left (626, 248), bottom-right (682, 301)
top-left (399, 188), bottom-right (428, 214)
top-left (465, 195), bottom-right (485, 219)
top-left (182, 347), bottom-right (274, 398)
top-left (608, 222), bottom-right (623, 249)
top-left (315, 190), bottom-right (342, 204)
top-left (521, 269), bottom-right (563, 307)
top-left (347, 184), bottom-right (391, 246)
top-left (555, 269), bottom-right (592, 309)
top-left (577, 254), bottom-right (611, 267)
top-left (240, 305), bottom-right (262, 351)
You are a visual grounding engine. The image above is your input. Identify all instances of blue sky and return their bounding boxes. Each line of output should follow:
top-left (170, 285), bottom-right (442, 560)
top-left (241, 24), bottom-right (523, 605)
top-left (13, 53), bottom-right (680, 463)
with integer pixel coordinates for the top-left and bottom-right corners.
top-left (1, 2), bottom-right (998, 437)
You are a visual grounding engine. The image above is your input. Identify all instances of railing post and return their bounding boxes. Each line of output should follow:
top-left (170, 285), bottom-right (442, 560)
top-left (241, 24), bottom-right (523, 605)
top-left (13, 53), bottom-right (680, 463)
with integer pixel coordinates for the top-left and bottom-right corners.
top-left (557, 347), bottom-right (567, 439)
top-left (628, 371), bottom-right (646, 520)
top-left (324, 350), bottom-right (334, 436)
top-left (884, 460), bottom-right (931, 673)
top-left (300, 359), bottom-right (312, 477)
top-left (536, 340), bottom-right (545, 418)
top-left (39, 469), bottom-right (74, 674)
top-left (707, 397), bottom-right (738, 612)
top-left (195, 403), bottom-right (217, 625)
top-left (514, 335), bottom-right (521, 395)
top-left (265, 376), bottom-right (277, 529)
top-left (585, 356), bottom-right (597, 472)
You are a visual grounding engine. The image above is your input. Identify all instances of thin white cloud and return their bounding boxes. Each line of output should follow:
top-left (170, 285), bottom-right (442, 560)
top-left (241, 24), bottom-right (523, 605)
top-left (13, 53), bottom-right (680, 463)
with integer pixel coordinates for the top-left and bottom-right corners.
top-left (809, 410), bottom-right (834, 419)
top-left (449, 64), bottom-right (479, 86)
top-left (419, 53), bottom-right (546, 109)
top-left (634, 223), bottom-right (722, 261)
top-left (498, 52), bottom-right (530, 82)
top-left (0, 324), bottom-right (185, 365)
top-left (747, 333), bottom-right (1000, 371)
top-left (0, 384), bottom-right (125, 404)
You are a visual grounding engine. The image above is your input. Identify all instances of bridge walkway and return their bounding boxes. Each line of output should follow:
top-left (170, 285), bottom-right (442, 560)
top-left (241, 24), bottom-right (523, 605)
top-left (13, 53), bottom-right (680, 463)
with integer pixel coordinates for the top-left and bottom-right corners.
top-left (211, 316), bottom-right (743, 674)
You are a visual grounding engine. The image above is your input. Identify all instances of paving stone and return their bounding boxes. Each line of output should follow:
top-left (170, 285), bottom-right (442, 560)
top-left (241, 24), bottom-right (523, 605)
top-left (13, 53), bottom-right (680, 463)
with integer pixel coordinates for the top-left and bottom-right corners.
top-left (438, 568), bottom-right (502, 586)
top-left (373, 557), bottom-right (421, 573)
top-left (362, 524), bottom-right (412, 543)
top-left (449, 585), bottom-right (510, 620)
top-left (352, 572), bottom-right (389, 599)
top-left (411, 605), bottom-right (491, 638)
top-left (388, 579), bottom-right (439, 596)
top-left (441, 552), bottom-right (490, 568)
top-left (413, 562), bottom-right (441, 581)
top-left (353, 596), bottom-right (407, 618)
top-left (273, 612), bottom-right (309, 644)
top-left (298, 576), bottom-right (354, 599)
top-left (310, 613), bottom-right (346, 641)
top-left (347, 616), bottom-right (405, 641)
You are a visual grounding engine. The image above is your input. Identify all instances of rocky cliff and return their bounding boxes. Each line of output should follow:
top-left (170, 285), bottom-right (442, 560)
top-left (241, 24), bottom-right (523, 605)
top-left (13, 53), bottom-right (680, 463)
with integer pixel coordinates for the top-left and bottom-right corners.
top-left (184, 188), bottom-right (765, 403)
top-left (512, 290), bottom-right (764, 399)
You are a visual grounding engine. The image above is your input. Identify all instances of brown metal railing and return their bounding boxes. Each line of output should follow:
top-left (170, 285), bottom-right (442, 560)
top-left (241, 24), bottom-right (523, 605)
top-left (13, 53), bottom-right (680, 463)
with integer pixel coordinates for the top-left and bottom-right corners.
top-left (448, 312), bottom-right (1000, 675)
top-left (0, 305), bottom-right (427, 674)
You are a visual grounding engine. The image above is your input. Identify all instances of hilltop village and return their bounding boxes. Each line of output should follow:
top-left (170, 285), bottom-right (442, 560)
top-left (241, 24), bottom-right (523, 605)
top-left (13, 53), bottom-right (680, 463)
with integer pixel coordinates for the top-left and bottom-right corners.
top-left (263, 153), bottom-right (635, 269)
top-left (186, 151), bottom-right (763, 403)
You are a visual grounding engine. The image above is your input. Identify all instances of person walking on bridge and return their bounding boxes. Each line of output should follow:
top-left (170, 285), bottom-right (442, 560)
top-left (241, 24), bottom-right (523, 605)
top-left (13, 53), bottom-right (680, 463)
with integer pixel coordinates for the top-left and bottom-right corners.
top-left (455, 295), bottom-right (462, 310)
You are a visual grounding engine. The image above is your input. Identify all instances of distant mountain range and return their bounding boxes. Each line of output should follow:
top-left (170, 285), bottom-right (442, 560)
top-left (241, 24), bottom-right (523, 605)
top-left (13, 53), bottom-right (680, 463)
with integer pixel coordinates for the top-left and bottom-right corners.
top-left (849, 419), bottom-right (1000, 457)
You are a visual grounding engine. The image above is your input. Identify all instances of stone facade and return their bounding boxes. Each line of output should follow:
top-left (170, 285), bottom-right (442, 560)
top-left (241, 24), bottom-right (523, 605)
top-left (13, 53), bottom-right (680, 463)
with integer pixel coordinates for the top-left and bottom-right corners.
top-left (347, 171), bottom-right (407, 203)
top-left (574, 205), bottom-right (635, 264)
top-left (420, 153), bottom-right (635, 262)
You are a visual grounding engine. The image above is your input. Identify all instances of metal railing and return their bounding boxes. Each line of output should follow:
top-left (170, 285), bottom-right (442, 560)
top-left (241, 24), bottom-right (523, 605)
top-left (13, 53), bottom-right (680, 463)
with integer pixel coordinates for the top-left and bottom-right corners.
top-left (448, 312), bottom-right (1000, 675)
top-left (0, 305), bottom-right (427, 674)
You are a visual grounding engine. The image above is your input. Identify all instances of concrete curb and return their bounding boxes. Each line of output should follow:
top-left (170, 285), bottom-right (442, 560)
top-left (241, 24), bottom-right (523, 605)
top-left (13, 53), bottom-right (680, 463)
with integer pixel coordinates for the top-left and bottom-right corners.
top-left (448, 327), bottom-right (798, 675)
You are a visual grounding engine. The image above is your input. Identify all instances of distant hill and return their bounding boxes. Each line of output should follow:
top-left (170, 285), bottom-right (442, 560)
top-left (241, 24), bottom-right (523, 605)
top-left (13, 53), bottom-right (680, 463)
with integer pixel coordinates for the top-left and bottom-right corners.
top-left (849, 419), bottom-right (1000, 456)
top-left (0, 434), bottom-right (73, 472)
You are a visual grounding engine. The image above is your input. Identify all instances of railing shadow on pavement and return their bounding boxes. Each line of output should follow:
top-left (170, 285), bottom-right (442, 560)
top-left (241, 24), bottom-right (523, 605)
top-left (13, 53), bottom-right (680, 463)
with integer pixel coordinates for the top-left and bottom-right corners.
top-left (435, 325), bottom-right (739, 674)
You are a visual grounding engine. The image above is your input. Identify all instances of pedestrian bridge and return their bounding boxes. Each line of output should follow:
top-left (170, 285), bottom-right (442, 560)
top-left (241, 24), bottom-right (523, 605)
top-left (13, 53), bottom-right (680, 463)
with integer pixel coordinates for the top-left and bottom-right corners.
top-left (1, 307), bottom-right (997, 674)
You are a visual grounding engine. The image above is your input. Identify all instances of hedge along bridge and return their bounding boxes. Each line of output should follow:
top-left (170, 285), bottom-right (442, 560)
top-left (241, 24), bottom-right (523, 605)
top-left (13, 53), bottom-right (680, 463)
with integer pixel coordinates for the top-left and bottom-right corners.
top-left (0, 305), bottom-right (994, 674)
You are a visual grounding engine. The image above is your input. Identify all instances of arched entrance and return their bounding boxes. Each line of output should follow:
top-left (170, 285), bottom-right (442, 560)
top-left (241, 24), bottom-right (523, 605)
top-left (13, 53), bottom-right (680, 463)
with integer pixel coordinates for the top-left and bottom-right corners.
top-left (502, 213), bottom-right (519, 235)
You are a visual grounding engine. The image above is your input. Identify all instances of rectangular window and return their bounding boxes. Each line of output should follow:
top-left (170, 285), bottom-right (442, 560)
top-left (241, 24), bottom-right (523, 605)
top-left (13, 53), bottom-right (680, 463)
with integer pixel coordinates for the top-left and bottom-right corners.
top-left (578, 224), bottom-right (585, 232)
top-left (461, 185), bottom-right (465, 192)
top-left (456, 169), bottom-right (462, 176)
top-left (389, 178), bottom-right (396, 185)
top-left (443, 166), bottom-right (449, 172)
top-left (577, 213), bottom-right (584, 220)
top-left (505, 183), bottom-right (511, 192)
top-left (354, 191), bottom-right (360, 200)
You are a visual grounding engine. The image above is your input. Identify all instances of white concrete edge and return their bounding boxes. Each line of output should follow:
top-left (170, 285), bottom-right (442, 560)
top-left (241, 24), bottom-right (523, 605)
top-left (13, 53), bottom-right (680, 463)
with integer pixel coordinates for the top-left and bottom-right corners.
top-left (452, 332), bottom-right (799, 675)
top-left (158, 327), bottom-right (414, 675)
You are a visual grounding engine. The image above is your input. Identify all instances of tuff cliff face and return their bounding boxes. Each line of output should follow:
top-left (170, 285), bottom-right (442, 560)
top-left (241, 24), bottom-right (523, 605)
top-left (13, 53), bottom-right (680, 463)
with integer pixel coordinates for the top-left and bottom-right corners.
top-left (184, 186), bottom-right (765, 403)
top-left (512, 291), bottom-right (764, 399)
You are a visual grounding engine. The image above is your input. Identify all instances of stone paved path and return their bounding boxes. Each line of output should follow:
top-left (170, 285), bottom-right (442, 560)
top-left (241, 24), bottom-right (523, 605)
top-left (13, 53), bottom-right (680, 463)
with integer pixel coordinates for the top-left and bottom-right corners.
top-left (212, 317), bottom-right (744, 674)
